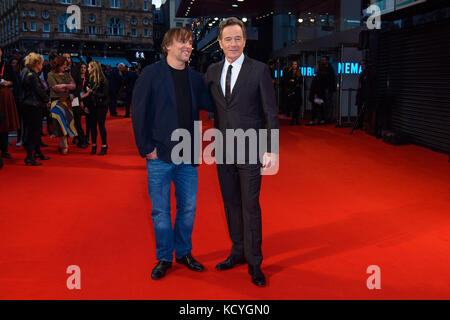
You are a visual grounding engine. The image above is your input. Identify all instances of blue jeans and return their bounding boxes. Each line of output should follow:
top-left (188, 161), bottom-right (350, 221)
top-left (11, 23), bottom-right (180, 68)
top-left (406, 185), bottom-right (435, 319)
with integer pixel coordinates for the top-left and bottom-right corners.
top-left (146, 158), bottom-right (198, 262)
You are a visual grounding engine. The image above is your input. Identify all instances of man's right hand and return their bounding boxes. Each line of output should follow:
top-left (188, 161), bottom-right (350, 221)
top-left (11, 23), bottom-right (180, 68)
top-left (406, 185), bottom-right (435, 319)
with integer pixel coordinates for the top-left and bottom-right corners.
top-left (146, 148), bottom-right (158, 160)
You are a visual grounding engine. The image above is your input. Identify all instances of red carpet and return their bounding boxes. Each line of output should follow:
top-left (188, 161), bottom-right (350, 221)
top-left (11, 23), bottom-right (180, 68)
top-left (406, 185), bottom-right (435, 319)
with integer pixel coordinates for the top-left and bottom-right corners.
top-left (1, 113), bottom-right (450, 299)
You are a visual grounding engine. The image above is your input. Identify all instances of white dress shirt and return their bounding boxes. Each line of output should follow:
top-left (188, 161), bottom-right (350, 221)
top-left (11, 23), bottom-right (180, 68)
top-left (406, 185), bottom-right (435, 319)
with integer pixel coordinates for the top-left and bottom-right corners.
top-left (220, 53), bottom-right (245, 97)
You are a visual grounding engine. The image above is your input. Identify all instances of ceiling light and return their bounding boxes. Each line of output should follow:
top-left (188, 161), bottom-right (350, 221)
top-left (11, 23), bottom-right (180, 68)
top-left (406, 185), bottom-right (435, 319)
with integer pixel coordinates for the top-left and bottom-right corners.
top-left (214, 17), bottom-right (218, 20)
top-left (237, 0), bottom-right (244, 2)
top-left (298, 18), bottom-right (303, 23)
top-left (310, 18), bottom-right (315, 22)
top-left (232, 4), bottom-right (238, 7)
top-left (242, 17), bottom-right (247, 22)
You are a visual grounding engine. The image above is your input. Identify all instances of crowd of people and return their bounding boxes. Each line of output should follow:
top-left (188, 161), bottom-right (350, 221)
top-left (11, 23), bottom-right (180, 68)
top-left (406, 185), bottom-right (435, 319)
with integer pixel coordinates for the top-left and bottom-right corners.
top-left (269, 55), bottom-right (376, 132)
top-left (0, 47), bottom-right (140, 169)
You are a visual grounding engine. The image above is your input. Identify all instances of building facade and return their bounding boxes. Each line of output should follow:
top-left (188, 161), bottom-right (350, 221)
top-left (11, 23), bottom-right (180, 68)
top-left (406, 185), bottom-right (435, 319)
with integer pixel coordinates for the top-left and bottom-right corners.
top-left (0, 0), bottom-right (154, 62)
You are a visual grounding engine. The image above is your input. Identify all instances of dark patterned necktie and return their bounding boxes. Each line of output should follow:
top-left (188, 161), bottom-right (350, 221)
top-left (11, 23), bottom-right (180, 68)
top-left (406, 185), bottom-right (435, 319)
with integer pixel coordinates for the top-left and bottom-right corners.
top-left (225, 64), bottom-right (233, 101)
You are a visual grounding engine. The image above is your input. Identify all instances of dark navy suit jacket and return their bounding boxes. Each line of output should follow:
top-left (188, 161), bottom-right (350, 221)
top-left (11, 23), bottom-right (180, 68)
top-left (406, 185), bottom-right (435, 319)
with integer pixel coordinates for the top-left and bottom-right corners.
top-left (131, 58), bottom-right (212, 164)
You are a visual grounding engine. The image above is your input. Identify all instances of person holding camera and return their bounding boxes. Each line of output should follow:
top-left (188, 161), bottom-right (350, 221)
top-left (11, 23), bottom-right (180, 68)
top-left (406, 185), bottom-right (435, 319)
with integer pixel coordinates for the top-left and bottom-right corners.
top-left (21, 53), bottom-right (51, 166)
top-left (85, 61), bottom-right (109, 155)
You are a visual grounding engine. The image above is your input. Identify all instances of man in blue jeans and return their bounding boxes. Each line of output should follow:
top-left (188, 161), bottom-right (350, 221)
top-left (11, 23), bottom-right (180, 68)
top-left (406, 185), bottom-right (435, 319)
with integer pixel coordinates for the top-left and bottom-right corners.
top-left (131, 27), bottom-right (212, 280)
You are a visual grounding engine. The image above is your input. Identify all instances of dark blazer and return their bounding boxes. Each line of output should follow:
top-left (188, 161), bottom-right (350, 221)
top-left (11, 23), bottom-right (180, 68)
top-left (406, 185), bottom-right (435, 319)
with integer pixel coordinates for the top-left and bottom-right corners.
top-left (131, 58), bottom-right (212, 163)
top-left (22, 70), bottom-right (49, 109)
top-left (205, 55), bottom-right (279, 163)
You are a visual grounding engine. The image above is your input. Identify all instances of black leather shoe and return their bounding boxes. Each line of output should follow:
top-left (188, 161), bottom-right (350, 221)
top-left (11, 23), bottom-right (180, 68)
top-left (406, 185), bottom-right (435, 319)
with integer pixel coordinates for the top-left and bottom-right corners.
top-left (25, 157), bottom-right (42, 166)
top-left (151, 261), bottom-right (172, 280)
top-left (98, 146), bottom-right (108, 156)
top-left (40, 141), bottom-right (48, 147)
top-left (90, 145), bottom-right (97, 155)
top-left (2, 152), bottom-right (12, 159)
top-left (34, 153), bottom-right (50, 160)
top-left (176, 254), bottom-right (204, 272)
top-left (248, 265), bottom-right (266, 287)
top-left (216, 255), bottom-right (246, 271)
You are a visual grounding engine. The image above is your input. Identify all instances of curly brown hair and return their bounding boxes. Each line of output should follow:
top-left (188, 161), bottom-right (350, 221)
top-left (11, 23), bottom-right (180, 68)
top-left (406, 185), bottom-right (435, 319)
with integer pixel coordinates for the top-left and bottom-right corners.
top-left (50, 55), bottom-right (67, 72)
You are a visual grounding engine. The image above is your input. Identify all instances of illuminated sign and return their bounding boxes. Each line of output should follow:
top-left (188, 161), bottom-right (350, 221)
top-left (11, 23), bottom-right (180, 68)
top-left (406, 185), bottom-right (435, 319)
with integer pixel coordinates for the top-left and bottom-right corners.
top-left (337, 63), bottom-right (362, 75)
top-left (275, 63), bottom-right (362, 78)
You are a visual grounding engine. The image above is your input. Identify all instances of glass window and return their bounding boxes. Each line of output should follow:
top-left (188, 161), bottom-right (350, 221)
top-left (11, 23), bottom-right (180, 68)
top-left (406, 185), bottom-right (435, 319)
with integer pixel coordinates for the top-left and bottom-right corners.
top-left (29, 10), bottom-right (35, 17)
top-left (22, 22), bottom-right (27, 31)
top-left (107, 17), bottom-right (124, 35)
top-left (42, 11), bottom-right (49, 19)
top-left (143, 0), bottom-right (148, 11)
top-left (89, 14), bottom-right (96, 22)
top-left (43, 23), bottom-right (50, 32)
top-left (131, 28), bottom-right (137, 37)
top-left (143, 18), bottom-right (148, 25)
top-left (131, 18), bottom-right (137, 25)
top-left (86, 0), bottom-right (97, 5)
top-left (144, 29), bottom-right (148, 37)
top-left (110, 0), bottom-right (119, 8)
top-left (58, 13), bottom-right (76, 32)
top-left (22, 10), bottom-right (27, 17)
top-left (89, 26), bottom-right (96, 34)
top-left (61, 0), bottom-right (72, 4)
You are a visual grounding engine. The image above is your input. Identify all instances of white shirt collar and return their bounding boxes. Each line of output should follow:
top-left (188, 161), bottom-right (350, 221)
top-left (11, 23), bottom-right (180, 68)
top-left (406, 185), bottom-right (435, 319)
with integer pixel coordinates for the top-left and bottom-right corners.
top-left (224, 53), bottom-right (245, 69)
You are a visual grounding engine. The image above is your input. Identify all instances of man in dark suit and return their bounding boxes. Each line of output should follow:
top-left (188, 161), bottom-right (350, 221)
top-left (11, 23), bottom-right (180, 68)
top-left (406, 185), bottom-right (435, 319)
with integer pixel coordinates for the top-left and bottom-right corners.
top-left (205, 17), bottom-right (279, 287)
top-left (132, 27), bottom-right (212, 280)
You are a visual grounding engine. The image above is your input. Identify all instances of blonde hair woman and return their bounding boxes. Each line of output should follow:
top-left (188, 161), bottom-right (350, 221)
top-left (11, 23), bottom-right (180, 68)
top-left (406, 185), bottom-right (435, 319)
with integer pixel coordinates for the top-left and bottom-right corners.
top-left (22, 53), bottom-right (50, 165)
top-left (85, 61), bottom-right (109, 155)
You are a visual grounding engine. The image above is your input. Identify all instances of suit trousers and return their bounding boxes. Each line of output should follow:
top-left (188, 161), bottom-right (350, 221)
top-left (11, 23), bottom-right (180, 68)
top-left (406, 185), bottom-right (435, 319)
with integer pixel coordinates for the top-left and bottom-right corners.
top-left (217, 163), bottom-right (263, 267)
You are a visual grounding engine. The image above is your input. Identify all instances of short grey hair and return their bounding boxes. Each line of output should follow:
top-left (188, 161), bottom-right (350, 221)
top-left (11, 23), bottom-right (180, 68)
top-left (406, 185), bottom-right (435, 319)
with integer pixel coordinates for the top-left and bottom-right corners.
top-left (218, 17), bottom-right (247, 40)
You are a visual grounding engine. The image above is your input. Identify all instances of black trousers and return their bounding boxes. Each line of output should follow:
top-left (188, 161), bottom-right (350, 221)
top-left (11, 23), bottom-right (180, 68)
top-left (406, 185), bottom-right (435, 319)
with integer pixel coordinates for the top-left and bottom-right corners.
top-left (217, 163), bottom-right (263, 267)
top-left (312, 102), bottom-right (326, 122)
top-left (15, 100), bottom-right (23, 142)
top-left (0, 131), bottom-right (8, 153)
top-left (23, 105), bottom-right (42, 153)
top-left (72, 106), bottom-right (86, 143)
top-left (288, 93), bottom-right (301, 120)
top-left (88, 106), bottom-right (108, 145)
top-left (109, 91), bottom-right (117, 115)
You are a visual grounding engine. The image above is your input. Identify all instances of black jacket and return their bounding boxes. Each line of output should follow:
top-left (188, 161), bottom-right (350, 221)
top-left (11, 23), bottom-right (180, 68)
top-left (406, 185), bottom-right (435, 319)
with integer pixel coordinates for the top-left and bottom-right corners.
top-left (22, 70), bottom-right (49, 108)
top-left (131, 58), bottom-right (212, 163)
top-left (87, 76), bottom-right (110, 108)
top-left (205, 55), bottom-right (279, 162)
